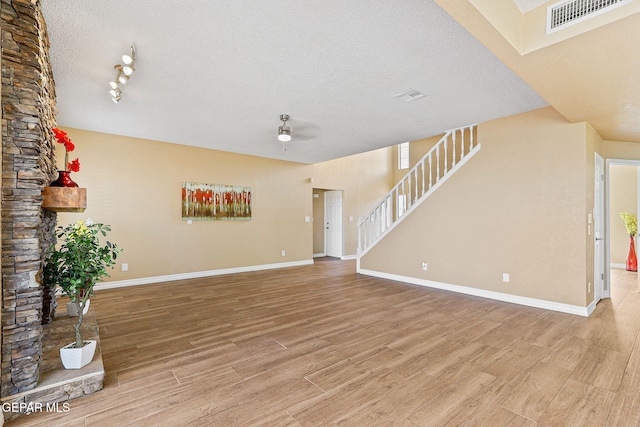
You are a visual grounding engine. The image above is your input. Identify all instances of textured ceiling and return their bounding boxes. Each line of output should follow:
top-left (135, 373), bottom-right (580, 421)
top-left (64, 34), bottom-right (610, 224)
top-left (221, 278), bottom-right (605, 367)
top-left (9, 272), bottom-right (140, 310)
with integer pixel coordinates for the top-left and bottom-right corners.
top-left (42, 0), bottom-right (548, 164)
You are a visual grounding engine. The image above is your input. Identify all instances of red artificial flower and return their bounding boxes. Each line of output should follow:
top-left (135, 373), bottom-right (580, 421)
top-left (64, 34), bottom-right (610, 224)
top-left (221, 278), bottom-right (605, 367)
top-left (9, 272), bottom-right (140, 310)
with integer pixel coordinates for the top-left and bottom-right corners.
top-left (68, 158), bottom-right (81, 172)
top-left (52, 127), bottom-right (80, 172)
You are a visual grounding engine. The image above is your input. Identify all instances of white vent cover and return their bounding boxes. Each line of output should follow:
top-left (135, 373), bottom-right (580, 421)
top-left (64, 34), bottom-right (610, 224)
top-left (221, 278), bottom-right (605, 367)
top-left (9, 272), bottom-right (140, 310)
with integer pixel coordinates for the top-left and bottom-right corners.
top-left (547, 0), bottom-right (631, 33)
top-left (393, 88), bottom-right (427, 102)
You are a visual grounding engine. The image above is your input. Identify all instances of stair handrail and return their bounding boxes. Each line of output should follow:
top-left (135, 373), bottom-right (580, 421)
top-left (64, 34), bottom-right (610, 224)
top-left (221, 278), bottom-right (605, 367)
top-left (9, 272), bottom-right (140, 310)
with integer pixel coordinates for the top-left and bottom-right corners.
top-left (357, 124), bottom-right (479, 255)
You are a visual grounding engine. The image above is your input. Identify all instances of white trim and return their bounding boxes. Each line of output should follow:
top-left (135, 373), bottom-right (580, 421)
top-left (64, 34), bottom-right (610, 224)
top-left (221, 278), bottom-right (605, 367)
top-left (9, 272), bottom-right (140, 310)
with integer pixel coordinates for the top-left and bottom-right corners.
top-left (313, 252), bottom-right (327, 258)
top-left (610, 263), bottom-right (626, 269)
top-left (358, 269), bottom-right (591, 317)
top-left (586, 297), bottom-right (598, 316)
top-left (95, 259), bottom-right (314, 291)
top-left (340, 254), bottom-right (357, 261)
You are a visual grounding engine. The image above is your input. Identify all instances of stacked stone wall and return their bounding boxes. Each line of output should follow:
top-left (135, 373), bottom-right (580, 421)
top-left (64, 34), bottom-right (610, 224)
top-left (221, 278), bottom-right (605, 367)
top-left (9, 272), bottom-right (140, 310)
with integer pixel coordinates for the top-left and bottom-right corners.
top-left (1, 0), bottom-right (58, 396)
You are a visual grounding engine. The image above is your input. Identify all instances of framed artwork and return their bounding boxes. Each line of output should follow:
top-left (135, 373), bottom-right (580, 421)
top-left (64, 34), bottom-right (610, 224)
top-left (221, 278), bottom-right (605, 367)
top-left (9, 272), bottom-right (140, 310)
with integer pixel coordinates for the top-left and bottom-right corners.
top-left (182, 182), bottom-right (252, 220)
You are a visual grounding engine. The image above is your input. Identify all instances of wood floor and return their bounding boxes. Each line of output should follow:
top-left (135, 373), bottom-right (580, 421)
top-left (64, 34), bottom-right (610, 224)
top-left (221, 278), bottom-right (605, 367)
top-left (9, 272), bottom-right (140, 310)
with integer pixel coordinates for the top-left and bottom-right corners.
top-left (8, 259), bottom-right (640, 426)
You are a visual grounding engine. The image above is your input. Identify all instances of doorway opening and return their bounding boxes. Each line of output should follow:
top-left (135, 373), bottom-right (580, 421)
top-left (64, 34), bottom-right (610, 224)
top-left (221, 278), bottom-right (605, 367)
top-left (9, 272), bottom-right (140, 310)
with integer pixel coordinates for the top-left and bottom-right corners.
top-left (606, 159), bottom-right (640, 299)
top-left (312, 189), bottom-right (343, 258)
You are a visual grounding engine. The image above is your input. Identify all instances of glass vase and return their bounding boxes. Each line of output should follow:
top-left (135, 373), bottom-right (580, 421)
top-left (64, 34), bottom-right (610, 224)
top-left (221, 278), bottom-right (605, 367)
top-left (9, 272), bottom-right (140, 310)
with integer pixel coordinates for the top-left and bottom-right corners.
top-left (50, 170), bottom-right (78, 188)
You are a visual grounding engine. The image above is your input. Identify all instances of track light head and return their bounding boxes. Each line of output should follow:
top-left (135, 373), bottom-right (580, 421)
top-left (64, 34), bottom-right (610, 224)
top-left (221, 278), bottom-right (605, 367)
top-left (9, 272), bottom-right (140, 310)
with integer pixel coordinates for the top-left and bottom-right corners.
top-left (122, 45), bottom-right (136, 65)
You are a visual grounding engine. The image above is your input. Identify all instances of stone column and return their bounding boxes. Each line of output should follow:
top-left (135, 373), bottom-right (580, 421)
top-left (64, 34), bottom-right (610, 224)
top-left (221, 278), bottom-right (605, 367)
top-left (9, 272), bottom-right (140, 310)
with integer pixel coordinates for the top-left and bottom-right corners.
top-left (1, 0), bottom-right (58, 396)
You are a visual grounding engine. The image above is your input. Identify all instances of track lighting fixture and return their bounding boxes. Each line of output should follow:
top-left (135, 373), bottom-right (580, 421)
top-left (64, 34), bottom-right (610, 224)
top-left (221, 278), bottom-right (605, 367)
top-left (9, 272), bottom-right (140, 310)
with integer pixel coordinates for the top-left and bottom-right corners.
top-left (109, 45), bottom-right (136, 103)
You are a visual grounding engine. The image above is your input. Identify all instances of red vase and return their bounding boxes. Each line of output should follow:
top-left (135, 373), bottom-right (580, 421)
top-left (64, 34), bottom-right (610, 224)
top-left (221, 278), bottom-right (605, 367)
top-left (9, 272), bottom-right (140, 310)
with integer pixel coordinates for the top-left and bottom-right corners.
top-left (49, 170), bottom-right (78, 188)
top-left (627, 236), bottom-right (637, 272)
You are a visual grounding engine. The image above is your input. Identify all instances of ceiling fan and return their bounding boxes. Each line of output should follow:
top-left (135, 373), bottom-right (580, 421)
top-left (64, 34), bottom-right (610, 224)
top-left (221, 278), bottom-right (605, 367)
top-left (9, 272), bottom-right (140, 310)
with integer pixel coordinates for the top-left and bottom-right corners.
top-left (275, 114), bottom-right (321, 155)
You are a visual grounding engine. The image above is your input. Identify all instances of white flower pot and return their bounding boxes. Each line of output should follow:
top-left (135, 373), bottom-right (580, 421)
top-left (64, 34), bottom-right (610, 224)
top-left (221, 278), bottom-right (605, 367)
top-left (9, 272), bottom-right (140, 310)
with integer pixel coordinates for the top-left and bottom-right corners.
top-left (60, 340), bottom-right (96, 369)
top-left (66, 299), bottom-right (90, 317)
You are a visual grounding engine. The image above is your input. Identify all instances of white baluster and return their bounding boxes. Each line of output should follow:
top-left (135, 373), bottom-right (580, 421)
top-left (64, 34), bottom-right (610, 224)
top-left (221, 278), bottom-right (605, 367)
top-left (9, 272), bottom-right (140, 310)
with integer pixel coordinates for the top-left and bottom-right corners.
top-left (444, 135), bottom-right (448, 174)
top-left (428, 153), bottom-right (433, 189)
top-left (452, 130), bottom-right (457, 168)
top-left (470, 125), bottom-right (474, 150)
top-left (436, 145), bottom-right (440, 183)
top-left (421, 160), bottom-right (425, 197)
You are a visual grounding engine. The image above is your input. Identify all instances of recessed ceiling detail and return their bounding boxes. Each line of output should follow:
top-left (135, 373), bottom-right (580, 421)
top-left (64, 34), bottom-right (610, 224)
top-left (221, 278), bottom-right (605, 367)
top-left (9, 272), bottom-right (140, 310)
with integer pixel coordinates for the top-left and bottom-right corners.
top-left (547, 0), bottom-right (631, 33)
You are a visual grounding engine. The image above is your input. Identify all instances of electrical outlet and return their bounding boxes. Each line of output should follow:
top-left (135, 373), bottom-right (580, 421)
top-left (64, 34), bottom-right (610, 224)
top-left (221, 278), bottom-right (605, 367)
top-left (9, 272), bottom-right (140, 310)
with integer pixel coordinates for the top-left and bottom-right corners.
top-left (502, 273), bottom-right (509, 283)
top-left (421, 262), bottom-right (428, 271)
top-left (122, 263), bottom-right (128, 272)
top-left (281, 250), bottom-right (286, 257)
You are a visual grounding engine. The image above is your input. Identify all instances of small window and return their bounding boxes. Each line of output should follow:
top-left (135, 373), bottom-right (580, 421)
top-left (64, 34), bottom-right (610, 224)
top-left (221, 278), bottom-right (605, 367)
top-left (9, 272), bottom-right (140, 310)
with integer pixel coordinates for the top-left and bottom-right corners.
top-left (398, 142), bottom-right (409, 170)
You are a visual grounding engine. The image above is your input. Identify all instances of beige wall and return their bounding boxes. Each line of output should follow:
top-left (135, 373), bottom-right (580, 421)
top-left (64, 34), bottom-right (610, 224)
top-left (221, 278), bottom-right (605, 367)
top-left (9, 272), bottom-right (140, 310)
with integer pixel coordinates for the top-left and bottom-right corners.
top-left (609, 165), bottom-right (638, 265)
top-left (360, 107), bottom-right (592, 307)
top-left (604, 140), bottom-right (640, 160)
top-left (57, 128), bottom-right (393, 282)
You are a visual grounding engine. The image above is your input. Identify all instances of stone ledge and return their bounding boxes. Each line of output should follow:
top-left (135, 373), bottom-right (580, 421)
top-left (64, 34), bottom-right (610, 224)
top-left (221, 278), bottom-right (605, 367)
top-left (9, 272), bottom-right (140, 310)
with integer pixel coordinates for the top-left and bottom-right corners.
top-left (1, 306), bottom-right (104, 420)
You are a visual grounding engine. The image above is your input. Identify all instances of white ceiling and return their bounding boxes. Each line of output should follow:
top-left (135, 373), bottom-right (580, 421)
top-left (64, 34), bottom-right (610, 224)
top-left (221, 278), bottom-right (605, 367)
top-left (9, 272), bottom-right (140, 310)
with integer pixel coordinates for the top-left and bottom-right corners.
top-left (42, 0), bottom-right (548, 164)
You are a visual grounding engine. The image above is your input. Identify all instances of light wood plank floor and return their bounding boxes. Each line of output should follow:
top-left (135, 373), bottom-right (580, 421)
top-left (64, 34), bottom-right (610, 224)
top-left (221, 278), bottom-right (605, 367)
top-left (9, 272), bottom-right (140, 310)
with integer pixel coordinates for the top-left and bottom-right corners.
top-left (8, 259), bottom-right (640, 426)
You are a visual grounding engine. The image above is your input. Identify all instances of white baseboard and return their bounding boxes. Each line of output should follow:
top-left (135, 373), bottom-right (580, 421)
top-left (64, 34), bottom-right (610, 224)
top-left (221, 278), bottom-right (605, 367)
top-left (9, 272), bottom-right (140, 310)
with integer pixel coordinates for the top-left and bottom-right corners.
top-left (586, 298), bottom-right (598, 316)
top-left (341, 254), bottom-right (357, 261)
top-left (313, 253), bottom-right (327, 258)
top-left (94, 259), bottom-right (314, 291)
top-left (358, 269), bottom-right (590, 317)
top-left (610, 263), bottom-right (627, 269)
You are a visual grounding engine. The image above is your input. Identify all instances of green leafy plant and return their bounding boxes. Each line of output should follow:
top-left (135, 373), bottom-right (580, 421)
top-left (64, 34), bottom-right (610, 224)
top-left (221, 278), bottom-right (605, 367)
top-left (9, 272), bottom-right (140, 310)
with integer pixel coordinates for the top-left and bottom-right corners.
top-left (44, 220), bottom-right (121, 349)
top-left (620, 212), bottom-right (638, 237)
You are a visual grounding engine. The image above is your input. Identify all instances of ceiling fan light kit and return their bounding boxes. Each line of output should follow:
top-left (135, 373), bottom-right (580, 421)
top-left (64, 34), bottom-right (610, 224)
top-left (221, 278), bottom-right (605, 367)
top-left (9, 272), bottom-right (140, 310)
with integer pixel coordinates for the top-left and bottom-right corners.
top-left (278, 114), bottom-right (291, 142)
top-left (109, 45), bottom-right (136, 103)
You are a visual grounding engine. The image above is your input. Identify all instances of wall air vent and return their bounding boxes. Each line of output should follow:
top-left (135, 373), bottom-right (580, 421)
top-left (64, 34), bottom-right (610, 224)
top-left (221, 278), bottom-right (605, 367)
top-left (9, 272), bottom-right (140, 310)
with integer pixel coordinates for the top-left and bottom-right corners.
top-left (547, 0), bottom-right (631, 33)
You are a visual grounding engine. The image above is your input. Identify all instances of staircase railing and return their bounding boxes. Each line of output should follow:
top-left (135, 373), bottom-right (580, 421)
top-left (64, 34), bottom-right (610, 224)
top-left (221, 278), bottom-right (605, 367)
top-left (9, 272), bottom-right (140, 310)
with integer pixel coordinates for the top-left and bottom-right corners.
top-left (357, 124), bottom-right (480, 256)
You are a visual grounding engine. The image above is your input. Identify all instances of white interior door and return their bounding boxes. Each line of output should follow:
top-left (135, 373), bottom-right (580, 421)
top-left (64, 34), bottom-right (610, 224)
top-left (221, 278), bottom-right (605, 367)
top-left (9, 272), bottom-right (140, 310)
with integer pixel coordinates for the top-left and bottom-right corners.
top-left (594, 153), bottom-right (605, 301)
top-left (325, 191), bottom-right (343, 257)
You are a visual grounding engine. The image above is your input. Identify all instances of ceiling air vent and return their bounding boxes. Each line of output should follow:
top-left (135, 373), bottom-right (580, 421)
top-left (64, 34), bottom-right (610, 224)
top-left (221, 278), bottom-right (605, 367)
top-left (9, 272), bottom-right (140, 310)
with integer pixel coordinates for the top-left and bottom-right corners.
top-left (393, 88), bottom-right (427, 103)
top-left (547, 0), bottom-right (631, 33)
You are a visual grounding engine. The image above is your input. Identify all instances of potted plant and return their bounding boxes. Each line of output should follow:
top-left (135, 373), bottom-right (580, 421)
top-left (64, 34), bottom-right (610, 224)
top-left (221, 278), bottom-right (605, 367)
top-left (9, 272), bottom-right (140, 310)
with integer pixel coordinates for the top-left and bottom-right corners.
top-left (44, 219), bottom-right (121, 369)
top-left (620, 212), bottom-right (637, 272)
